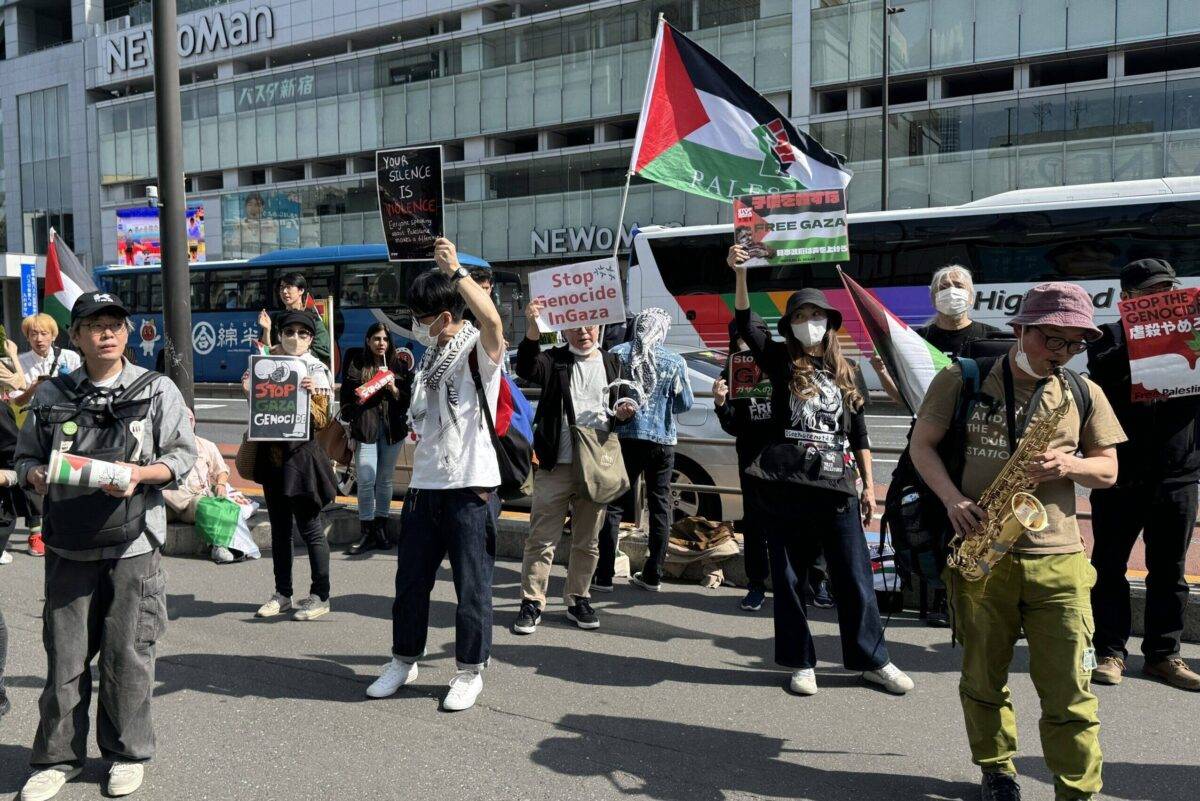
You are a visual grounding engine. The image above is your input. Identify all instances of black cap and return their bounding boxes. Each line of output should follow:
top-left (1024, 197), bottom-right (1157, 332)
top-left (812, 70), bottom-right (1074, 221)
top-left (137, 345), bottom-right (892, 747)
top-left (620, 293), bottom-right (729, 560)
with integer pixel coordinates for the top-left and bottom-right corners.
top-left (1121, 258), bottom-right (1177, 292)
top-left (70, 291), bottom-right (129, 324)
top-left (276, 309), bottom-right (317, 335)
top-left (728, 310), bottom-right (766, 345)
top-left (778, 288), bottom-right (841, 337)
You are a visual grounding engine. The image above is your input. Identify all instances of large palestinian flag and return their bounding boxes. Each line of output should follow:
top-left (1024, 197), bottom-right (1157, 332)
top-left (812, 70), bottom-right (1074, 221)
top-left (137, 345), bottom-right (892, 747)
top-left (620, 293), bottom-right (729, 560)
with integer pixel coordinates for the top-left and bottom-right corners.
top-left (839, 270), bottom-right (950, 415)
top-left (630, 20), bottom-right (852, 202)
top-left (44, 229), bottom-right (97, 331)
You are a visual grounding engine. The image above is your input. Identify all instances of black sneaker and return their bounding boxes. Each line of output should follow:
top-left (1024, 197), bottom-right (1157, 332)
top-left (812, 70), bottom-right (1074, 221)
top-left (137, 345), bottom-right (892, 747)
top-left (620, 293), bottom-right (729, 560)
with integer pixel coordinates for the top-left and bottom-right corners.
top-left (811, 580), bottom-right (835, 609)
top-left (512, 600), bottom-right (542, 635)
top-left (0, 694), bottom-right (10, 718)
top-left (926, 590), bottom-right (950, 628)
top-left (566, 597), bottom-right (600, 630)
top-left (980, 772), bottom-right (1022, 801)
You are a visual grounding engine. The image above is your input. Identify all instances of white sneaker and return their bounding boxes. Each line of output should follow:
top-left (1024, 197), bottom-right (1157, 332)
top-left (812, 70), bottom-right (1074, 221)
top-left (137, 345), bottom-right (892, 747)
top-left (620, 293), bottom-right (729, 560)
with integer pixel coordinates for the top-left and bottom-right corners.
top-left (862, 662), bottom-right (915, 695)
top-left (0, 549), bottom-right (12, 564)
top-left (106, 762), bottom-right (144, 797)
top-left (442, 670), bottom-right (483, 711)
top-left (789, 668), bottom-right (818, 696)
top-left (255, 593), bottom-right (292, 618)
top-left (366, 658), bottom-right (418, 698)
top-left (20, 765), bottom-right (81, 801)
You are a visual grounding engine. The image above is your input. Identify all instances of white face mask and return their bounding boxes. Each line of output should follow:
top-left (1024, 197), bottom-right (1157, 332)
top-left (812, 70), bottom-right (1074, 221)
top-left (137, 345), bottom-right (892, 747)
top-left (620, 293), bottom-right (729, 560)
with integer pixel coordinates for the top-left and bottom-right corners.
top-left (935, 287), bottom-right (972, 317)
top-left (791, 319), bottom-right (827, 347)
top-left (411, 319), bottom-right (438, 347)
top-left (568, 344), bottom-right (596, 357)
top-left (1015, 333), bottom-right (1048, 379)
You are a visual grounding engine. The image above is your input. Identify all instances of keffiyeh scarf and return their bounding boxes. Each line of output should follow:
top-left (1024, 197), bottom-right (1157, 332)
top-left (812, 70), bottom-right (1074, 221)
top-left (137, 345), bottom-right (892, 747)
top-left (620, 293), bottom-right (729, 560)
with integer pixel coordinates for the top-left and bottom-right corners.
top-left (627, 308), bottom-right (672, 409)
top-left (408, 321), bottom-right (480, 462)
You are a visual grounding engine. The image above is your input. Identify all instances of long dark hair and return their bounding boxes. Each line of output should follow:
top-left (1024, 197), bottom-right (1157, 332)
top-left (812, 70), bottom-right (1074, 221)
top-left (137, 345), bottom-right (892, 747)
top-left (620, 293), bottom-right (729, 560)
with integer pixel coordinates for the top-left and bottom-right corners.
top-left (362, 322), bottom-right (394, 369)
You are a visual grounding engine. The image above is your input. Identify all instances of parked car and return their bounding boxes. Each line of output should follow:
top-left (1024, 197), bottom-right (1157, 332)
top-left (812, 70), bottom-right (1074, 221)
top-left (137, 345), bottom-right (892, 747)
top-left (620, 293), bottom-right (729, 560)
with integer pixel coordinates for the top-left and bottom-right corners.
top-left (333, 345), bottom-right (743, 523)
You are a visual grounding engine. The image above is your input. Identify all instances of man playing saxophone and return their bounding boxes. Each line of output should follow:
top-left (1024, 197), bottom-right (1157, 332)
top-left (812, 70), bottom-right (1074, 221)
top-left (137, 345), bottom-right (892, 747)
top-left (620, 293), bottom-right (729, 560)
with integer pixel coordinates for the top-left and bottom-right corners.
top-left (909, 283), bottom-right (1126, 801)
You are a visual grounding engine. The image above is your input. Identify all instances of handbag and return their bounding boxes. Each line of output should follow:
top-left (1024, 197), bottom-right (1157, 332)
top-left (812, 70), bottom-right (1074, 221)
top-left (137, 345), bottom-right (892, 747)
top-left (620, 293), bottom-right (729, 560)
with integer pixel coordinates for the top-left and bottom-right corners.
top-left (566, 400), bottom-right (629, 504)
top-left (195, 496), bottom-right (241, 548)
top-left (234, 432), bottom-right (258, 479)
top-left (317, 409), bottom-right (354, 465)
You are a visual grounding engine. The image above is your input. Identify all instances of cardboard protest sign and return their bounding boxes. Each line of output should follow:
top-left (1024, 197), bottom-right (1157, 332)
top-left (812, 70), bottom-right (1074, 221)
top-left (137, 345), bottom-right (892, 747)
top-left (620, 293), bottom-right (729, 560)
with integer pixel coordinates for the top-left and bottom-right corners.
top-left (1120, 286), bottom-right (1200, 401)
top-left (733, 188), bottom-right (848, 267)
top-left (729, 352), bottom-right (771, 398)
top-left (248, 355), bottom-right (311, 441)
top-left (376, 145), bottom-right (444, 261)
top-left (528, 257), bottom-right (624, 332)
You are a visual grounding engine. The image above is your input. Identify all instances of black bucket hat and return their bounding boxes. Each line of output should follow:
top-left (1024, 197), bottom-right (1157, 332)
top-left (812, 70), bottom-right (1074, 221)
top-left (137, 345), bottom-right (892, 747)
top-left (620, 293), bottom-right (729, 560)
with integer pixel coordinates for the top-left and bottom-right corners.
top-left (778, 288), bottom-right (842, 337)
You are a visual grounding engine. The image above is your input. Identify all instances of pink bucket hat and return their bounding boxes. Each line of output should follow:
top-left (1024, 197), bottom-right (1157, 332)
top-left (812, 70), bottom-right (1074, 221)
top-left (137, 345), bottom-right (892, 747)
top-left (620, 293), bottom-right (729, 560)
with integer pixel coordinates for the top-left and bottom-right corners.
top-left (1008, 282), bottom-right (1102, 341)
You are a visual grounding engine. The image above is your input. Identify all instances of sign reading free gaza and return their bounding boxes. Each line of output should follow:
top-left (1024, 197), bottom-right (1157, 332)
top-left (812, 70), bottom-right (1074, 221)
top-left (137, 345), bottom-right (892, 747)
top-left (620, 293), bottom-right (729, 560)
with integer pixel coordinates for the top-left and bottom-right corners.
top-left (528, 257), bottom-right (625, 332)
top-left (733, 189), bottom-right (849, 267)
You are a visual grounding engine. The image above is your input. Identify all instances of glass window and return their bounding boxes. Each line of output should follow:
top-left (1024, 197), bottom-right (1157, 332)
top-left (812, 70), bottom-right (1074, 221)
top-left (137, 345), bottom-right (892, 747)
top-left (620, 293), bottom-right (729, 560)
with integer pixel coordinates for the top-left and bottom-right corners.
top-left (1021, 0), bottom-right (1067, 55)
top-left (976, 0), bottom-right (1020, 61)
top-left (208, 269), bottom-right (268, 310)
top-left (930, 0), bottom-right (974, 67)
top-left (190, 271), bottom-right (207, 311)
top-left (1116, 81), bottom-right (1166, 136)
top-left (974, 99), bottom-right (1018, 151)
top-left (847, 0), bottom-right (882, 81)
top-left (1064, 87), bottom-right (1114, 142)
top-left (315, 63), bottom-right (339, 98)
top-left (1068, 0), bottom-right (1116, 48)
top-left (1117, 0), bottom-right (1166, 41)
top-left (889, 0), bottom-right (930, 74)
top-left (340, 263), bottom-right (405, 308)
top-left (1020, 94), bottom-right (1066, 144)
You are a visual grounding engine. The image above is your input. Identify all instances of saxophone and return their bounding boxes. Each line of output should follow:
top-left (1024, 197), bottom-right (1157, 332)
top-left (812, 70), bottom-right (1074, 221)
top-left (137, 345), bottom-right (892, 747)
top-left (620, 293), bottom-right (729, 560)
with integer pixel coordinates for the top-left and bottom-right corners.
top-left (946, 368), bottom-right (1073, 582)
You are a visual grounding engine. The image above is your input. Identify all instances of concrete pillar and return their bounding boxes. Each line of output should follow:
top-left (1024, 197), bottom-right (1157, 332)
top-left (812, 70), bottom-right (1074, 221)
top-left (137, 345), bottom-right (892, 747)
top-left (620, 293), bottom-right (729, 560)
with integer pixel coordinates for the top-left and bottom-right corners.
top-left (463, 136), bottom-right (487, 161)
top-left (222, 169), bottom-right (240, 188)
top-left (790, 0), bottom-right (813, 122)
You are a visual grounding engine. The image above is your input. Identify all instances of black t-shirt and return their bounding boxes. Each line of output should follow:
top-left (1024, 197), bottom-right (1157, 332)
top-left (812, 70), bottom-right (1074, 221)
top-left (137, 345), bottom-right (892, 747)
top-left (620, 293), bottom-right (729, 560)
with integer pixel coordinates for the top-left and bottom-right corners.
top-left (916, 320), bottom-right (999, 358)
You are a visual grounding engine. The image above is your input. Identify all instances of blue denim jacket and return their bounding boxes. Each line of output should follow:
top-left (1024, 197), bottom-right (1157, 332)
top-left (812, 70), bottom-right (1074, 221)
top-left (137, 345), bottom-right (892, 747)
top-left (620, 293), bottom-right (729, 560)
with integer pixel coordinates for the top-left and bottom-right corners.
top-left (609, 343), bottom-right (694, 445)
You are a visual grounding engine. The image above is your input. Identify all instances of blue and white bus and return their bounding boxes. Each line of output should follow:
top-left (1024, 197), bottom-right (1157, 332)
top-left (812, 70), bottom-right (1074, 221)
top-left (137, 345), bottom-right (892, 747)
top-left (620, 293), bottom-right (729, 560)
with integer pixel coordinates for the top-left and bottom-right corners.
top-left (94, 244), bottom-right (492, 382)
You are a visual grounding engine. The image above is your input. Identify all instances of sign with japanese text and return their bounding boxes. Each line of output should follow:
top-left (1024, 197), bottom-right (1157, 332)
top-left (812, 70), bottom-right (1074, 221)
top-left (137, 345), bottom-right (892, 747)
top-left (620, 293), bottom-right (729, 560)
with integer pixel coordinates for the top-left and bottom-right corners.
top-left (729, 352), bottom-right (771, 399)
top-left (20, 262), bottom-right (37, 317)
top-left (528, 257), bottom-right (624, 332)
top-left (248, 355), bottom-right (311, 441)
top-left (733, 189), bottom-right (848, 267)
top-left (1120, 287), bottom-right (1200, 401)
top-left (235, 68), bottom-right (315, 111)
top-left (376, 145), bottom-right (444, 262)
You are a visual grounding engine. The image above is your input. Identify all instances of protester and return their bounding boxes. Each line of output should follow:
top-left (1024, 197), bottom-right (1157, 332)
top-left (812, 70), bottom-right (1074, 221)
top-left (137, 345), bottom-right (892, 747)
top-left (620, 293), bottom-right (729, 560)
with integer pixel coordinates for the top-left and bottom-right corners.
top-left (713, 314), bottom-right (774, 611)
top-left (910, 282), bottom-right (1125, 801)
top-left (340, 323), bottom-right (412, 555)
top-left (0, 398), bottom-right (16, 716)
top-left (468, 267), bottom-right (494, 296)
top-left (244, 310), bottom-right (336, 622)
top-left (14, 313), bottom-right (81, 406)
top-left (594, 308), bottom-right (693, 592)
top-left (365, 238), bottom-right (505, 712)
top-left (873, 264), bottom-right (998, 405)
top-left (1086, 259), bottom-right (1200, 691)
top-left (513, 304), bottom-right (622, 633)
top-left (727, 245), bottom-right (912, 697)
top-left (15, 291), bottom-right (196, 801)
top-left (258, 271), bottom-right (331, 362)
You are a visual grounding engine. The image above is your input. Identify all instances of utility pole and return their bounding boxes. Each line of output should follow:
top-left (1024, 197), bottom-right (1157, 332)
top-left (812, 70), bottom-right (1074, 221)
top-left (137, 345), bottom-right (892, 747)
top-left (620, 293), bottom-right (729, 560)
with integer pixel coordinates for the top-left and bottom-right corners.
top-left (152, 0), bottom-right (194, 406)
top-left (880, 4), bottom-right (905, 212)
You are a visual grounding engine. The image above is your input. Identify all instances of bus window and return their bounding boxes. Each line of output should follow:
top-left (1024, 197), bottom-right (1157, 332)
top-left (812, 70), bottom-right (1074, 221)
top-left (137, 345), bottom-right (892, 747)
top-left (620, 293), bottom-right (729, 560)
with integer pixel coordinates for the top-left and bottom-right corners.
top-left (139, 274), bottom-right (162, 312)
top-left (208, 268), bottom-right (269, 310)
top-left (270, 265), bottom-right (334, 305)
top-left (106, 275), bottom-right (138, 311)
top-left (340, 262), bottom-right (404, 308)
top-left (190, 272), bottom-right (208, 311)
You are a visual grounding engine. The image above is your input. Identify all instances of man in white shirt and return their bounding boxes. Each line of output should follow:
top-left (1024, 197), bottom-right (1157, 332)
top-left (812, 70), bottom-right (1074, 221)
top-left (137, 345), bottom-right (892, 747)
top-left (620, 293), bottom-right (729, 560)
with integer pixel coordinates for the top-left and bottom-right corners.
top-left (365, 238), bottom-right (505, 712)
top-left (14, 314), bottom-right (81, 406)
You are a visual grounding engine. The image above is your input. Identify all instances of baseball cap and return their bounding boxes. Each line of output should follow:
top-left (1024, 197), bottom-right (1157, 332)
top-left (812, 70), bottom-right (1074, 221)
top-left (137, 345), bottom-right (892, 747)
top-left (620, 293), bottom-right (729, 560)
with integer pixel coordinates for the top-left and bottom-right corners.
top-left (276, 309), bottom-right (317, 335)
top-left (70, 292), bottom-right (129, 324)
top-left (1120, 258), bottom-right (1178, 292)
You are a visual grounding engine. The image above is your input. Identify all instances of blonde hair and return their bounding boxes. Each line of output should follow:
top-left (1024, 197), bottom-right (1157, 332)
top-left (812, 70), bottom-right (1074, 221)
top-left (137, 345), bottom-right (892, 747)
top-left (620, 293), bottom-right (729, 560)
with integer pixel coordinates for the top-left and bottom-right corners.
top-left (785, 331), bottom-right (864, 412)
top-left (21, 313), bottom-right (59, 339)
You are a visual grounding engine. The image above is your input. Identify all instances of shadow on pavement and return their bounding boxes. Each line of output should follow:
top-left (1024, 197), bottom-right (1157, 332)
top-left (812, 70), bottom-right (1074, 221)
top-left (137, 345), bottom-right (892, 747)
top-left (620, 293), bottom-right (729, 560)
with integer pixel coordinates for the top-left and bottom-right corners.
top-left (1013, 755), bottom-right (1200, 800)
top-left (531, 714), bottom-right (977, 801)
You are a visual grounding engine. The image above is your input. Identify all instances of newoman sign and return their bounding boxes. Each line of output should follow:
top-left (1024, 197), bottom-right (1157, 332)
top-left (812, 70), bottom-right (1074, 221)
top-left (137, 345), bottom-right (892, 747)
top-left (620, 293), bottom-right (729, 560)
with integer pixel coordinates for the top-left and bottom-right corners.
top-left (103, 5), bottom-right (274, 75)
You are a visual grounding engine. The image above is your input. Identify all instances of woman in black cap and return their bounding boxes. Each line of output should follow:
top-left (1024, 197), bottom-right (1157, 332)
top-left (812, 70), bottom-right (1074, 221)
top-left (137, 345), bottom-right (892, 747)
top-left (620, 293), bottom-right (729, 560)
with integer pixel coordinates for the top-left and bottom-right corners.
top-left (728, 244), bottom-right (913, 697)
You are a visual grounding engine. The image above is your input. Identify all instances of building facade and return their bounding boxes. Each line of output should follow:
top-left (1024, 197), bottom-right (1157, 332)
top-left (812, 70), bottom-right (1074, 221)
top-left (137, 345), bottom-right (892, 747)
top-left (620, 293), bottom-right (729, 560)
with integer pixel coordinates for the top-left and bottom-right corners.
top-left (0, 0), bottom-right (1197, 279)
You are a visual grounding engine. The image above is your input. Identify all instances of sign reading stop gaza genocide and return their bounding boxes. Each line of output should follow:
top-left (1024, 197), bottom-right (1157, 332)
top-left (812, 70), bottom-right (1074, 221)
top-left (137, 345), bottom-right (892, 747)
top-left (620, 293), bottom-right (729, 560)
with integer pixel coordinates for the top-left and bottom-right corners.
top-left (733, 189), bottom-right (849, 267)
top-left (376, 145), bottom-right (444, 262)
top-left (248, 355), bottom-right (312, 441)
top-left (528, 257), bottom-right (625, 332)
top-left (1120, 286), bottom-right (1200, 402)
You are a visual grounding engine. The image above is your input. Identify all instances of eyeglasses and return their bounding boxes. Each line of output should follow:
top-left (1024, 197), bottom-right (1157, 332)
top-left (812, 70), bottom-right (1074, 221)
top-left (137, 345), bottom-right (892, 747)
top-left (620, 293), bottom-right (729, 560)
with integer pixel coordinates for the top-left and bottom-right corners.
top-left (82, 321), bottom-right (126, 335)
top-left (1034, 327), bottom-right (1088, 355)
top-left (281, 328), bottom-right (313, 339)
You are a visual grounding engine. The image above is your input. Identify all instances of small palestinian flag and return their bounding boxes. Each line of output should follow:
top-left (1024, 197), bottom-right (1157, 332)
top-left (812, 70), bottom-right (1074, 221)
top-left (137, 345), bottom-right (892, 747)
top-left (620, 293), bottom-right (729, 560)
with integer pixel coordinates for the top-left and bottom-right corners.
top-left (44, 229), bottom-right (98, 332)
top-left (630, 20), bottom-right (851, 202)
top-left (49, 451), bottom-right (132, 491)
top-left (839, 270), bottom-right (950, 416)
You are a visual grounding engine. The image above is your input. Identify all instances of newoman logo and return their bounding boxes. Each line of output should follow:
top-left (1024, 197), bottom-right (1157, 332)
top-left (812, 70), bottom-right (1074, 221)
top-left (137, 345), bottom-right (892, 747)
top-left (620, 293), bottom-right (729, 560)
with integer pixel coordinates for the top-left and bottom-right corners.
top-left (103, 6), bottom-right (274, 75)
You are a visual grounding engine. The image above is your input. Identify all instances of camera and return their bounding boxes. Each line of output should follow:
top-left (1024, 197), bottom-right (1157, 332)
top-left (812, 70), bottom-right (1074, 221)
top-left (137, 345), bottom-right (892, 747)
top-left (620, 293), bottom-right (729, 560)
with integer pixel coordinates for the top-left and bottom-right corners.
top-left (145, 185), bottom-right (159, 207)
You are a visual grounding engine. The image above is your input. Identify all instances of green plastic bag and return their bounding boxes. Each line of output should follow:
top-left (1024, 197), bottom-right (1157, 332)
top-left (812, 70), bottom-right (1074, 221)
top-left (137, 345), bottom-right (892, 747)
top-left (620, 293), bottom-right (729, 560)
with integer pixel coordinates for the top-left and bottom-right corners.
top-left (195, 497), bottom-right (241, 548)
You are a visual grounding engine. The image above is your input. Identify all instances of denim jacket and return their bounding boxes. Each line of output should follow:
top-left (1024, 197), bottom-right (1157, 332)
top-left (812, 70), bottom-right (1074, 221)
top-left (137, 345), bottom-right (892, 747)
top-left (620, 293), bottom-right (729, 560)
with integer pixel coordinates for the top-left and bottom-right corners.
top-left (609, 343), bottom-right (694, 445)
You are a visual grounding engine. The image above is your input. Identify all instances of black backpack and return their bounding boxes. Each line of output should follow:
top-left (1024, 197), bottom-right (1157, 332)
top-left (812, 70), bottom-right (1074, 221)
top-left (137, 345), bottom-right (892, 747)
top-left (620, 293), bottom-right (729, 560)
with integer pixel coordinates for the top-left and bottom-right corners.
top-left (36, 371), bottom-right (162, 550)
top-left (883, 356), bottom-right (1092, 586)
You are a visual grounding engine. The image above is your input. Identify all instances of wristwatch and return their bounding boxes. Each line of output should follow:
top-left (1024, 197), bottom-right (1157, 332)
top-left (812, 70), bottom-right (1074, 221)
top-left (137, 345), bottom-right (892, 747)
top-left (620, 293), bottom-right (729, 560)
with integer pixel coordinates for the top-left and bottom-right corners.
top-left (450, 266), bottom-right (470, 282)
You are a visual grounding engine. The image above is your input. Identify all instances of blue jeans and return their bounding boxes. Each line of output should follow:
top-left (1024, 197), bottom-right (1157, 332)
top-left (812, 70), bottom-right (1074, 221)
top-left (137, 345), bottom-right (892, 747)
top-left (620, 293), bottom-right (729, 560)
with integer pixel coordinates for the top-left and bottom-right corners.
top-left (760, 484), bottom-right (890, 671)
top-left (356, 434), bottom-right (405, 521)
top-left (393, 488), bottom-right (499, 670)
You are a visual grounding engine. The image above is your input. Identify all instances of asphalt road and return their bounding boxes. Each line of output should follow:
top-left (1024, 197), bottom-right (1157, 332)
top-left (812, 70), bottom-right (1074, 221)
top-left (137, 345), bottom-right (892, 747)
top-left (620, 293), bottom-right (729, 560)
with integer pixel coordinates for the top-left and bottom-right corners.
top-left (1, 546), bottom-right (1196, 801)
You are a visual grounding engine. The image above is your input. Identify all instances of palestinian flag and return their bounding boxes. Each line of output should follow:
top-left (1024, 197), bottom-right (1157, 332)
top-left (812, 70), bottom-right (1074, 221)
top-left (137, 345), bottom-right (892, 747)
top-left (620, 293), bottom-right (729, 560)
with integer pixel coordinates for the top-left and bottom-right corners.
top-left (44, 229), bottom-right (98, 331)
top-left (630, 20), bottom-right (851, 202)
top-left (839, 270), bottom-right (950, 415)
top-left (48, 451), bottom-right (132, 490)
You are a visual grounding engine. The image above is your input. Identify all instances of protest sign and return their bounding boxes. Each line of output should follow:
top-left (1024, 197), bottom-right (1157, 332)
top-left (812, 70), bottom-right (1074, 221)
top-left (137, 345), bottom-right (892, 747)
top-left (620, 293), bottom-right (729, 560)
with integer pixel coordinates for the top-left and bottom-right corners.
top-left (355, 369), bottom-right (395, 402)
top-left (1120, 286), bottom-right (1200, 401)
top-left (248, 355), bottom-right (311, 441)
top-left (733, 188), bottom-right (848, 267)
top-left (729, 352), bottom-right (771, 398)
top-left (376, 145), bottom-right (444, 261)
top-left (528, 257), bottom-right (624, 332)
top-left (48, 451), bottom-right (132, 491)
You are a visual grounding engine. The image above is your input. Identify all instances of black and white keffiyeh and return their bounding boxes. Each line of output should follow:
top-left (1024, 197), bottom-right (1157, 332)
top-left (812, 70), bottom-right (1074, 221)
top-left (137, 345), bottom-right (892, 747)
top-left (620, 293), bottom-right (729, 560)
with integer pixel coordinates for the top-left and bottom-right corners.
top-left (627, 308), bottom-right (672, 409)
top-left (408, 321), bottom-right (480, 462)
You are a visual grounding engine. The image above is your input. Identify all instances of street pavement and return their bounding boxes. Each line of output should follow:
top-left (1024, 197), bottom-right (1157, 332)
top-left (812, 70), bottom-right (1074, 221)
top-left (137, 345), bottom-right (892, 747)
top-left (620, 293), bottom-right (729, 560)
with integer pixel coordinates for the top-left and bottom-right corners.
top-left (1, 540), bottom-right (1196, 801)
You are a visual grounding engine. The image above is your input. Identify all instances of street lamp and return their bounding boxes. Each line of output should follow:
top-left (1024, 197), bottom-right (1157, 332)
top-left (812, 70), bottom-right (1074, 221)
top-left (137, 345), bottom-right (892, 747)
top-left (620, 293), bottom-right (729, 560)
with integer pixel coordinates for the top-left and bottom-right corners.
top-left (880, 3), bottom-right (905, 212)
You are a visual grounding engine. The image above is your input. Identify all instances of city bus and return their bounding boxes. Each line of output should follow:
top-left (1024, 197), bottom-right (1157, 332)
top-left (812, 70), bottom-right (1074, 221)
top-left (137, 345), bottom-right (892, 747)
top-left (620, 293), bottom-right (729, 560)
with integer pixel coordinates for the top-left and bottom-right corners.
top-left (629, 177), bottom-right (1200, 385)
top-left (94, 244), bottom-right (492, 382)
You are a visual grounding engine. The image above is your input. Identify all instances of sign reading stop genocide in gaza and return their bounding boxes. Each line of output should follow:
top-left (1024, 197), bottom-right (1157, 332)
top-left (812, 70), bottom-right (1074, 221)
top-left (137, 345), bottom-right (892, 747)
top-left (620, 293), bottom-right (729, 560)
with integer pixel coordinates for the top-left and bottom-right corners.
top-left (1120, 286), bottom-right (1200, 401)
top-left (528, 257), bottom-right (625, 332)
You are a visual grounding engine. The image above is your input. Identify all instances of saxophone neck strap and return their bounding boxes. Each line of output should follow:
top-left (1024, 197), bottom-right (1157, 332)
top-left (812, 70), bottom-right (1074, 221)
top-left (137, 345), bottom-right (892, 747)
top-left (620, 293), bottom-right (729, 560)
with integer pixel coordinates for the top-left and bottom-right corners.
top-left (1001, 355), bottom-right (1051, 454)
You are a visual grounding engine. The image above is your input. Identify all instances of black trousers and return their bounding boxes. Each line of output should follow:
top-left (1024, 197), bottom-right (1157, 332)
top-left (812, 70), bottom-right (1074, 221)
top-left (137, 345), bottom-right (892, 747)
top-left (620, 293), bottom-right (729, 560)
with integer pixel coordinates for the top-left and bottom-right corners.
top-left (1090, 481), bottom-right (1197, 662)
top-left (265, 492), bottom-right (330, 601)
top-left (742, 478), bottom-right (770, 591)
top-left (597, 439), bottom-right (674, 584)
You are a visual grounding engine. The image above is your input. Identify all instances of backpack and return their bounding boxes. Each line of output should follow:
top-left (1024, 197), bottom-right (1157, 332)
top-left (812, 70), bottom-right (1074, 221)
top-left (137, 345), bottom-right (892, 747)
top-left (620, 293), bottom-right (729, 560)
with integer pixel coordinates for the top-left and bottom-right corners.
top-left (883, 356), bottom-right (1092, 586)
top-left (36, 371), bottom-right (162, 550)
top-left (468, 351), bottom-right (535, 500)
